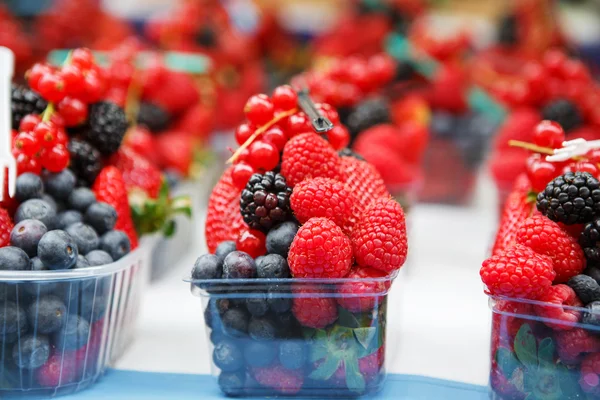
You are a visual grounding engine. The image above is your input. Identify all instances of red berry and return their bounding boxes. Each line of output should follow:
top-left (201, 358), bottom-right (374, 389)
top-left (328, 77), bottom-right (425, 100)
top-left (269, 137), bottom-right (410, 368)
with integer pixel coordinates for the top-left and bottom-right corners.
top-left (55, 129), bottom-right (68, 146)
top-left (563, 161), bottom-right (599, 177)
top-left (236, 229), bottom-right (266, 259)
top-left (286, 113), bottom-right (311, 137)
top-left (533, 284), bottom-right (582, 330)
top-left (533, 120), bottom-right (565, 148)
top-left (272, 85), bottom-right (298, 111)
top-left (15, 153), bottom-right (42, 175)
top-left (33, 121), bottom-right (58, 149)
top-left (244, 94), bottom-right (274, 125)
top-left (231, 162), bottom-right (255, 190)
top-left (292, 285), bottom-right (339, 328)
top-left (251, 365), bottom-right (304, 395)
top-left (339, 156), bottom-right (390, 210)
top-left (336, 267), bottom-right (390, 312)
top-left (336, 83), bottom-right (361, 107)
top-left (556, 328), bottom-right (600, 364)
top-left (50, 114), bottom-right (65, 129)
top-left (263, 127), bottom-right (286, 150)
top-left (19, 114), bottom-right (41, 132)
top-left (61, 64), bottom-right (85, 96)
top-left (41, 144), bottom-right (69, 172)
top-left (71, 48), bottom-right (94, 69)
top-left (326, 125), bottom-right (350, 150)
top-left (57, 97), bottom-right (88, 126)
top-left (81, 69), bottom-right (106, 103)
top-left (13, 132), bottom-right (41, 156)
top-left (368, 54), bottom-right (396, 86)
top-left (0, 207), bottom-right (13, 248)
top-left (37, 73), bottom-right (66, 103)
top-left (235, 123), bottom-right (254, 146)
top-left (526, 154), bottom-right (558, 192)
top-left (27, 63), bottom-right (53, 91)
top-left (543, 50), bottom-right (568, 77)
top-left (346, 59), bottom-right (372, 92)
top-left (248, 140), bottom-right (279, 171)
top-left (37, 352), bottom-right (80, 387)
top-left (581, 353), bottom-right (600, 395)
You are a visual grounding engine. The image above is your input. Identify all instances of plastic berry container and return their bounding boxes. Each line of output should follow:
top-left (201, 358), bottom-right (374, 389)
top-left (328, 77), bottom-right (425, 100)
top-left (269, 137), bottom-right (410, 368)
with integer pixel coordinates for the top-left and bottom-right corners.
top-left (189, 271), bottom-right (398, 397)
top-left (488, 295), bottom-right (600, 399)
top-left (0, 236), bottom-right (155, 397)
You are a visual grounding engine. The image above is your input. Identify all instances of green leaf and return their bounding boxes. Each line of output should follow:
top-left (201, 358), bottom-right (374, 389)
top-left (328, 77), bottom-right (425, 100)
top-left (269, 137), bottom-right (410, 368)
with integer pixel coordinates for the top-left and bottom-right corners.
top-left (171, 196), bottom-right (193, 218)
top-left (343, 353), bottom-right (366, 393)
top-left (353, 327), bottom-right (377, 350)
top-left (514, 324), bottom-right (538, 369)
top-left (537, 338), bottom-right (555, 368)
top-left (309, 344), bottom-right (329, 363)
top-left (162, 220), bottom-right (177, 237)
top-left (309, 354), bottom-right (342, 381)
top-left (531, 371), bottom-right (562, 400)
top-left (315, 329), bottom-right (328, 342)
top-left (338, 307), bottom-right (360, 328)
top-left (467, 87), bottom-right (506, 127)
top-left (329, 325), bottom-right (353, 341)
top-left (496, 348), bottom-right (521, 378)
top-left (302, 328), bottom-right (316, 340)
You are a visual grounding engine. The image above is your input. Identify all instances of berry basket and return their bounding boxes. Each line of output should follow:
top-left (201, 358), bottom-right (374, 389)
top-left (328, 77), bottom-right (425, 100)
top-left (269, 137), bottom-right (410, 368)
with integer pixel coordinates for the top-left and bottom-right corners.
top-left (0, 236), bottom-right (155, 397)
top-left (188, 271), bottom-right (397, 398)
top-left (488, 295), bottom-right (600, 399)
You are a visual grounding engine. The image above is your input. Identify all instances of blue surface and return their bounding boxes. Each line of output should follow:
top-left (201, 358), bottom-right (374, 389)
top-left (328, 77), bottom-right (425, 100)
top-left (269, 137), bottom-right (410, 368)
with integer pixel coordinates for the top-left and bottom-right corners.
top-left (63, 370), bottom-right (489, 399)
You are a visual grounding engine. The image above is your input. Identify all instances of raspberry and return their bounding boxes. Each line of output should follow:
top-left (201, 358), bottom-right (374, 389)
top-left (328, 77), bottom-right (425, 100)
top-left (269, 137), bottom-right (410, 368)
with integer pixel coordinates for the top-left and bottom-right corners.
top-left (36, 351), bottom-right (80, 387)
top-left (288, 218), bottom-right (352, 278)
top-left (556, 328), bottom-right (600, 364)
top-left (290, 177), bottom-right (356, 234)
top-left (0, 208), bottom-right (13, 248)
top-left (492, 300), bottom-right (534, 341)
top-left (480, 245), bottom-right (555, 299)
top-left (339, 156), bottom-right (390, 210)
top-left (281, 133), bottom-right (344, 187)
top-left (292, 286), bottom-right (338, 328)
top-left (492, 189), bottom-right (533, 256)
top-left (515, 215), bottom-right (585, 283)
top-left (581, 353), bottom-right (600, 396)
top-left (533, 284), bottom-right (582, 330)
top-left (358, 346), bottom-right (385, 380)
top-left (251, 364), bottom-right (304, 395)
top-left (337, 267), bottom-right (390, 312)
top-left (358, 144), bottom-right (421, 189)
top-left (351, 198), bottom-right (407, 273)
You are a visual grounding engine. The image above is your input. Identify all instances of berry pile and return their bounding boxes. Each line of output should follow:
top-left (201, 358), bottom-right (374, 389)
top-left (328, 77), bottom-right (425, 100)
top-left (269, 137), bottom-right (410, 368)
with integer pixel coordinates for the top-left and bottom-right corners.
top-left (193, 87), bottom-right (407, 396)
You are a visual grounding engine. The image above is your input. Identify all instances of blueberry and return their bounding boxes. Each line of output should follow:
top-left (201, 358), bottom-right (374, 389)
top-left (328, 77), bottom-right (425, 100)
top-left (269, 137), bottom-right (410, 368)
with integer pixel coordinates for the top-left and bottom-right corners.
top-left (86, 250), bottom-right (114, 266)
top-left (27, 295), bottom-right (67, 334)
top-left (74, 254), bottom-right (90, 269)
top-left (267, 287), bottom-right (292, 314)
top-left (279, 341), bottom-right (306, 370)
top-left (67, 188), bottom-right (96, 212)
top-left (244, 341), bottom-right (276, 367)
top-left (0, 301), bottom-right (28, 335)
top-left (567, 275), bottom-right (600, 304)
top-left (215, 241), bottom-right (236, 264)
top-left (66, 289), bottom-right (107, 323)
top-left (24, 258), bottom-right (60, 295)
top-left (248, 317), bottom-right (277, 341)
top-left (585, 266), bottom-right (600, 285)
top-left (15, 199), bottom-right (57, 230)
top-left (53, 314), bottom-right (90, 350)
top-left (430, 111), bottom-right (457, 138)
top-left (266, 222), bottom-right (298, 258)
top-left (56, 210), bottom-right (84, 229)
top-left (215, 298), bottom-right (236, 315)
top-left (66, 223), bottom-right (99, 255)
top-left (0, 246), bottom-right (30, 271)
top-left (164, 170), bottom-right (181, 189)
top-left (192, 254), bottom-right (222, 280)
top-left (218, 371), bottom-right (246, 396)
top-left (42, 194), bottom-right (58, 212)
top-left (99, 230), bottom-right (131, 260)
top-left (43, 169), bottom-right (76, 200)
top-left (13, 334), bottom-right (50, 369)
top-left (583, 301), bottom-right (600, 328)
top-left (15, 173), bottom-right (43, 203)
top-left (222, 308), bottom-right (249, 337)
top-left (204, 300), bottom-right (221, 330)
top-left (213, 339), bottom-right (244, 372)
top-left (256, 254), bottom-right (290, 279)
top-left (30, 257), bottom-right (45, 271)
top-left (10, 219), bottom-right (48, 257)
top-left (38, 230), bottom-right (79, 270)
top-left (245, 295), bottom-right (268, 317)
top-left (210, 329), bottom-right (224, 345)
top-left (222, 251), bottom-right (256, 279)
top-left (85, 202), bottom-right (117, 234)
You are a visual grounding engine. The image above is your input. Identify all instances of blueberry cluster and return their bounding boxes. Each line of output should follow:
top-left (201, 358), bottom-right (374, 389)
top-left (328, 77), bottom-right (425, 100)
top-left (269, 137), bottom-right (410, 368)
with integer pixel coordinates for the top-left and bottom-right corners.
top-left (568, 268), bottom-right (600, 327)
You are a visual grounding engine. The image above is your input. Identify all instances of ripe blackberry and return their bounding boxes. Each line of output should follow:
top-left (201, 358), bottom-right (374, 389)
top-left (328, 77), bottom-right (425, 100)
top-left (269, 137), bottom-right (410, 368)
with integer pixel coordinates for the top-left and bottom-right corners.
top-left (82, 101), bottom-right (128, 155)
top-left (537, 171), bottom-right (600, 225)
top-left (498, 14), bottom-right (518, 46)
top-left (346, 98), bottom-right (391, 142)
top-left (67, 139), bottom-right (103, 186)
top-left (240, 172), bottom-right (292, 233)
top-left (581, 219), bottom-right (600, 262)
top-left (541, 99), bottom-right (583, 132)
top-left (136, 102), bottom-right (170, 133)
top-left (195, 26), bottom-right (217, 48)
top-left (11, 84), bottom-right (47, 130)
top-left (338, 148), bottom-right (365, 161)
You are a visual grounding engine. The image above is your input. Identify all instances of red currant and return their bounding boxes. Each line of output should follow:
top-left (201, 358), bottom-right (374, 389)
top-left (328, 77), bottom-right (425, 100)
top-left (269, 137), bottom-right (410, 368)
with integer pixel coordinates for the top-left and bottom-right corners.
top-left (263, 127), bottom-right (286, 150)
top-left (71, 48), bottom-right (94, 70)
top-left (543, 50), bottom-right (567, 77)
top-left (236, 147), bottom-right (250, 163)
top-left (235, 229), bottom-right (266, 259)
top-left (41, 144), bottom-right (70, 172)
top-left (336, 83), bottom-right (361, 107)
top-left (81, 69), bottom-right (106, 103)
top-left (526, 154), bottom-right (558, 192)
top-left (37, 73), bottom-right (67, 103)
top-left (57, 97), bottom-right (88, 126)
top-left (286, 113), bottom-right (312, 137)
top-left (347, 61), bottom-right (372, 92)
top-left (561, 60), bottom-right (590, 83)
top-left (50, 113), bottom-right (65, 129)
top-left (61, 64), bottom-right (85, 96)
top-left (533, 120), bottom-right (565, 149)
top-left (33, 121), bottom-right (58, 149)
top-left (15, 153), bottom-right (42, 175)
top-left (563, 161), bottom-right (599, 176)
top-left (231, 162), bottom-right (255, 190)
top-left (13, 132), bottom-right (41, 157)
top-left (326, 126), bottom-right (350, 150)
top-left (56, 128), bottom-right (68, 146)
top-left (235, 123), bottom-right (254, 146)
top-left (19, 114), bottom-right (41, 132)
top-left (244, 94), bottom-right (274, 125)
top-left (368, 53), bottom-right (396, 86)
top-left (248, 140), bottom-right (279, 171)
top-left (586, 149), bottom-right (600, 164)
top-left (272, 85), bottom-right (298, 111)
top-left (26, 63), bottom-right (53, 91)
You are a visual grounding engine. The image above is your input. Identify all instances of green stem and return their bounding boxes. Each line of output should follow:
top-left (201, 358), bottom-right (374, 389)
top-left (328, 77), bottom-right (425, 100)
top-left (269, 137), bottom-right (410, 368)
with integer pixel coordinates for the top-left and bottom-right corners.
top-left (41, 103), bottom-right (55, 122)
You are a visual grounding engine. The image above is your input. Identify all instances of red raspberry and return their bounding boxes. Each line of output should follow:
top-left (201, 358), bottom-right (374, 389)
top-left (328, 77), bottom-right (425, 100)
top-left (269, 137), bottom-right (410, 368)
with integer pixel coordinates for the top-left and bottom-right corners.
top-left (351, 198), bottom-right (407, 273)
top-left (581, 353), bottom-right (600, 396)
top-left (288, 218), bottom-right (352, 278)
top-left (290, 177), bottom-right (356, 234)
top-left (292, 286), bottom-right (338, 328)
top-left (492, 189), bottom-right (534, 256)
top-left (339, 156), bottom-right (390, 210)
top-left (533, 284), bottom-right (582, 330)
top-left (492, 300), bottom-right (534, 341)
top-left (358, 345), bottom-right (385, 380)
top-left (515, 215), bottom-right (585, 283)
top-left (556, 328), bottom-right (600, 364)
top-left (559, 222), bottom-right (584, 240)
top-left (251, 364), bottom-right (304, 395)
top-left (481, 245), bottom-right (555, 299)
top-left (0, 207), bottom-right (13, 248)
top-left (36, 351), bottom-right (80, 387)
top-left (281, 133), bottom-right (344, 187)
top-left (337, 267), bottom-right (390, 312)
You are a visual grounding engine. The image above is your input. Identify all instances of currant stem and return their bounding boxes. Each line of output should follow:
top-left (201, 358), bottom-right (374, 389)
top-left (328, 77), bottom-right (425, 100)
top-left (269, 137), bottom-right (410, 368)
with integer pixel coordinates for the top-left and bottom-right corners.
top-left (41, 103), bottom-right (55, 122)
top-left (508, 140), bottom-right (555, 155)
top-left (227, 108), bottom-right (298, 164)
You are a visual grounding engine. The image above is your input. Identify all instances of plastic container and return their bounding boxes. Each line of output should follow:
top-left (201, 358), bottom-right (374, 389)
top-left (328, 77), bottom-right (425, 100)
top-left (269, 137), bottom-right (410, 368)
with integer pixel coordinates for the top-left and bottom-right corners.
top-left (189, 271), bottom-right (398, 397)
top-left (488, 295), bottom-right (600, 399)
top-left (0, 236), bottom-right (155, 397)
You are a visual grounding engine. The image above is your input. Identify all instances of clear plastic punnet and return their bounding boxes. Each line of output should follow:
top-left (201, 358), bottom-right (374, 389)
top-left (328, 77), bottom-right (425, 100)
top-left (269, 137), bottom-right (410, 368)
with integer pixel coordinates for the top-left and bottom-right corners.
top-left (189, 270), bottom-right (398, 398)
top-left (488, 295), bottom-right (600, 399)
top-left (0, 236), bottom-right (155, 397)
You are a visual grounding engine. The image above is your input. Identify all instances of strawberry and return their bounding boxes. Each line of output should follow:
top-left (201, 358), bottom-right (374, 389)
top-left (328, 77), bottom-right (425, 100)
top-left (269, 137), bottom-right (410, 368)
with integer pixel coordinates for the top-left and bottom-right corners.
top-left (122, 126), bottom-right (159, 166)
top-left (251, 364), bottom-right (304, 395)
top-left (492, 188), bottom-right (534, 256)
top-left (339, 156), bottom-right (390, 210)
top-left (109, 147), bottom-right (163, 199)
top-left (143, 71), bottom-right (200, 115)
top-left (0, 207), bottom-right (13, 248)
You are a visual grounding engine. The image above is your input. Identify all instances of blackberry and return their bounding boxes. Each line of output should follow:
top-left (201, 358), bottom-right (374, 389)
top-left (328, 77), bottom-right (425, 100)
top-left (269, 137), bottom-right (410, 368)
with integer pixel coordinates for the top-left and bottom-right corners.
top-left (338, 148), bottom-right (365, 161)
top-left (83, 101), bottom-right (128, 155)
top-left (395, 61), bottom-right (416, 82)
top-left (498, 14), bottom-right (518, 46)
top-left (346, 98), bottom-right (391, 142)
top-left (537, 172), bottom-right (600, 225)
top-left (68, 139), bottom-right (103, 186)
top-left (11, 84), bottom-right (47, 130)
top-left (541, 99), bottom-right (583, 132)
top-left (240, 172), bottom-right (292, 232)
top-left (136, 102), bottom-right (170, 133)
top-left (195, 26), bottom-right (217, 48)
top-left (581, 218), bottom-right (600, 262)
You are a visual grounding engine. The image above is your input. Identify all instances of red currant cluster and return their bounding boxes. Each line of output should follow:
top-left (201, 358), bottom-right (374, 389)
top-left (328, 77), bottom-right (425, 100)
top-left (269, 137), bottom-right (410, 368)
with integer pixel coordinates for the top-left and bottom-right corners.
top-left (293, 53), bottom-right (396, 109)
top-left (230, 85), bottom-right (349, 190)
top-left (102, 39), bottom-right (143, 108)
top-left (409, 20), bottom-right (471, 63)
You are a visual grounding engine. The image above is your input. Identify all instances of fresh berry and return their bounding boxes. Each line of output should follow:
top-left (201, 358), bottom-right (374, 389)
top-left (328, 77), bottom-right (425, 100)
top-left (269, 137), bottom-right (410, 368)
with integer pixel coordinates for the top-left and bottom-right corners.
top-left (231, 162), bottom-right (255, 191)
top-left (0, 246), bottom-right (30, 271)
top-left (251, 364), bottom-right (304, 395)
top-left (345, 98), bottom-right (390, 140)
top-left (256, 253), bottom-right (290, 279)
top-left (192, 254), bottom-right (222, 280)
top-left (0, 207), bottom-right (13, 248)
top-left (337, 267), bottom-right (390, 312)
top-left (244, 341), bottom-right (277, 367)
top-left (263, 127), bottom-right (287, 151)
top-left (235, 229), bottom-right (266, 259)
top-left (65, 223), bottom-right (99, 255)
top-left (82, 101), bottom-right (128, 155)
top-left (279, 341), bottom-right (306, 370)
top-left (526, 154), bottom-right (559, 193)
top-left (11, 84), bottom-right (47, 130)
top-left (480, 244), bottom-right (556, 299)
top-left (541, 99), bottom-right (583, 132)
top-left (292, 286), bottom-right (338, 328)
top-left (41, 144), bottom-right (70, 173)
top-left (57, 97), bottom-right (88, 127)
top-left (246, 295), bottom-right (269, 317)
top-left (136, 102), bottom-right (170, 133)
top-left (109, 147), bottom-right (163, 198)
top-left (533, 284), bottom-right (582, 330)
top-left (99, 230), bottom-right (131, 261)
top-left (351, 198), bottom-right (407, 273)
top-left (556, 328), bottom-right (600, 363)
top-left (56, 210), bottom-right (83, 230)
top-left (218, 371), bottom-right (246, 397)
top-left (215, 241), bottom-right (236, 265)
top-left (14, 132), bottom-right (42, 157)
top-left (37, 230), bottom-right (78, 270)
top-left (245, 94), bottom-right (275, 125)
top-left (235, 123), bottom-right (254, 146)
top-left (86, 250), bottom-right (113, 266)
top-left (492, 189), bottom-right (534, 255)
top-left (533, 120), bottom-right (565, 149)
top-left (537, 172), bottom-right (600, 225)
top-left (339, 156), bottom-right (389, 210)
top-left (15, 199), bottom-right (57, 230)
top-left (326, 125), bottom-right (350, 150)
top-left (580, 353), bottom-right (600, 395)
top-left (221, 308), bottom-right (250, 337)
top-left (248, 316), bottom-right (277, 340)
top-left (288, 218), bottom-right (352, 278)
top-left (15, 173), bottom-right (43, 203)
top-left (579, 218), bottom-right (600, 262)
top-left (240, 172), bottom-right (292, 232)
top-left (27, 295), bottom-right (66, 334)
top-left (67, 188), bottom-right (96, 213)
top-left (84, 203), bottom-right (117, 235)
top-left (582, 301), bottom-right (600, 327)
top-left (281, 133), bottom-right (344, 187)
top-left (265, 221), bottom-right (298, 258)
top-left (67, 139), bottom-right (103, 186)
top-left (567, 275), bottom-right (600, 304)
top-left (10, 219), bottom-right (47, 257)
top-left (272, 85), bottom-right (298, 111)
top-left (15, 154), bottom-right (42, 178)
top-left (36, 351), bottom-right (80, 387)
top-left (248, 140), bottom-right (279, 171)
top-left (13, 335), bottom-right (50, 369)
top-left (222, 251), bottom-right (257, 279)
top-left (54, 315), bottom-right (90, 350)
